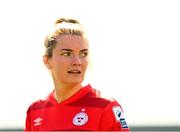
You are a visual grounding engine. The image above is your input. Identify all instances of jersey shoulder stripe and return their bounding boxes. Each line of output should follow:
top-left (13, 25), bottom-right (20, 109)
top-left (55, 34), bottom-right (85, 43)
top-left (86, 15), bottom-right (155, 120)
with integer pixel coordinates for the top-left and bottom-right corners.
top-left (68, 88), bottom-right (115, 108)
top-left (27, 97), bottom-right (54, 112)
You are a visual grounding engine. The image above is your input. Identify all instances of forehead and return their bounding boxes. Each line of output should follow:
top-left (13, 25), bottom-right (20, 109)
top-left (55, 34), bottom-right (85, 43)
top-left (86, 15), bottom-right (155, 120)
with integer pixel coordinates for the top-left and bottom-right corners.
top-left (55, 35), bottom-right (89, 50)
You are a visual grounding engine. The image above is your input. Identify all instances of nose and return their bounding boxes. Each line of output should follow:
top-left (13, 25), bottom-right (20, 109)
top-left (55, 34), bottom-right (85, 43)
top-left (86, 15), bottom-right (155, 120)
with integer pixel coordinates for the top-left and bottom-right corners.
top-left (72, 55), bottom-right (81, 66)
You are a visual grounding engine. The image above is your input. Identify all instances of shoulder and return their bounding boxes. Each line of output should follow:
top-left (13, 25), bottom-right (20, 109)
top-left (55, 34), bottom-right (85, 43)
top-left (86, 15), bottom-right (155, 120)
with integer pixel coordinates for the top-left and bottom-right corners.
top-left (90, 87), bottom-right (129, 130)
top-left (86, 85), bottom-right (122, 108)
top-left (92, 88), bottom-right (125, 118)
top-left (27, 93), bottom-right (54, 113)
top-left (92, 88), bottom-right (117, 102)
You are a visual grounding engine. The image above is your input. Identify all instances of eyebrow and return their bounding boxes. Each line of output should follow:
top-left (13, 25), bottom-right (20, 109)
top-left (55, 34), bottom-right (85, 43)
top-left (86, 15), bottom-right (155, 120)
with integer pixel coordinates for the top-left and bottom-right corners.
top-left (60, 49), bottom-right (88, 52)
top-left (80, 49), bottom-right (88, 52)
top-left (60, 49), bottom-right (73, 52)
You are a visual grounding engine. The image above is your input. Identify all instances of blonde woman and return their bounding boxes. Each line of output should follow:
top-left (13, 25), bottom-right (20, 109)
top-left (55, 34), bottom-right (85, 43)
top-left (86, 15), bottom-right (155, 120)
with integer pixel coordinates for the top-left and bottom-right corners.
top-left (25, 18), bottom-right (130, 131)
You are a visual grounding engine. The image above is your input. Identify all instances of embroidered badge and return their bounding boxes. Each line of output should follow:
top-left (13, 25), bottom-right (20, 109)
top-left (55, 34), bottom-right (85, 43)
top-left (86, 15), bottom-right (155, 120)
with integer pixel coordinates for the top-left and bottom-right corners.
top-left (73, 109), bottom-right (88, 126)
top-left (112, 106), bottom-right (123, 121)
top-left (120, 118), bottom-right (128, 128)
top-left (112, 106), bottom-right (128, 128)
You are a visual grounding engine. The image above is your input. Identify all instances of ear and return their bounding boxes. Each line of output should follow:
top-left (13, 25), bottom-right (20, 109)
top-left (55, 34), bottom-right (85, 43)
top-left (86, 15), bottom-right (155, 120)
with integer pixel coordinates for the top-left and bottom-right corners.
top-left (43, 55), bottom-right (51, 69)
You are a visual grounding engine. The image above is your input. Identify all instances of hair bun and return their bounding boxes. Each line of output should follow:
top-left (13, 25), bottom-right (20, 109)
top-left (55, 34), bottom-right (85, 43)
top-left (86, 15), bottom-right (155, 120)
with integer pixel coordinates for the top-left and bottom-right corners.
top-left (55, 18), bottom-right (80, 25)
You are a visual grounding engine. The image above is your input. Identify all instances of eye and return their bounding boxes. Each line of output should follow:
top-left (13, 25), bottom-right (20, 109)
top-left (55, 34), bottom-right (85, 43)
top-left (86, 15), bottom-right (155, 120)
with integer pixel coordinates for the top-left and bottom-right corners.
top-left (80, 52), bottom-right (88, 57)
top-left (61, 52), bottom-right (72, 56)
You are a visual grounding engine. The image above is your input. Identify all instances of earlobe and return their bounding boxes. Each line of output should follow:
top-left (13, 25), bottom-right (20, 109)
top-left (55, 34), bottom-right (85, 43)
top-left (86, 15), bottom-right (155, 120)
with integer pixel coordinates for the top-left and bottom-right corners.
top-left (43, 55), bottom-right (51, 69)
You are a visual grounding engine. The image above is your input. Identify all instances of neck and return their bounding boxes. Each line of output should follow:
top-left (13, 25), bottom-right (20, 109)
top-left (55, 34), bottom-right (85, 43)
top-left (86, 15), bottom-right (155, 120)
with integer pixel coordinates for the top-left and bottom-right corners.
top-left (54, 83), bottom-right (83, 103)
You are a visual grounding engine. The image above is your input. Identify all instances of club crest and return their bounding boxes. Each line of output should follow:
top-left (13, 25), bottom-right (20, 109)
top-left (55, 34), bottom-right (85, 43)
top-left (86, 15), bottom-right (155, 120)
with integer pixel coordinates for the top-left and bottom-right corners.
top-left (73, 109), bottom-right (88, 126)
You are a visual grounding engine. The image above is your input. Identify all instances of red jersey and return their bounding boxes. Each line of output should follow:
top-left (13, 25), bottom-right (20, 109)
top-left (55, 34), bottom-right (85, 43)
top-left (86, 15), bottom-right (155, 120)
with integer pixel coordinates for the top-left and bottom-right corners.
top-left (25, 84), bottom-right (130, 131)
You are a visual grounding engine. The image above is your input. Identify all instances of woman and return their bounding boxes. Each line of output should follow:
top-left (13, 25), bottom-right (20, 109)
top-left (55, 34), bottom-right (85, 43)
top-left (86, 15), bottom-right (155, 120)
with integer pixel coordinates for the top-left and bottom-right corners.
top-left (25, 18), bottom-right (130, 131)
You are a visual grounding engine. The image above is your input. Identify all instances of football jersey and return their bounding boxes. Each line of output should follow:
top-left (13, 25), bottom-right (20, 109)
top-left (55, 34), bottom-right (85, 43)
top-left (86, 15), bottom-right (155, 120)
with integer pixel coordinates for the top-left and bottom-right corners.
top-left (25, 84), bottom-right (130, 131)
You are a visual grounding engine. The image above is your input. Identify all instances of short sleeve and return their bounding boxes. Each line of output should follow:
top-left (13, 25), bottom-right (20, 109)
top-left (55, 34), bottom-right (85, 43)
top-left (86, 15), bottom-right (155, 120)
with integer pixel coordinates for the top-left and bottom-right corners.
top-left (99, 101), bottom-right (130, 131)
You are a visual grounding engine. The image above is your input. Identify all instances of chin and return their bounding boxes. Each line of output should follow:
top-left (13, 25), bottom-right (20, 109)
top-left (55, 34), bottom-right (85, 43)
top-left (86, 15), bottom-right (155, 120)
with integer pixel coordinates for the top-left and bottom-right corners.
top-left (66, 79), bottom-right (83, 84)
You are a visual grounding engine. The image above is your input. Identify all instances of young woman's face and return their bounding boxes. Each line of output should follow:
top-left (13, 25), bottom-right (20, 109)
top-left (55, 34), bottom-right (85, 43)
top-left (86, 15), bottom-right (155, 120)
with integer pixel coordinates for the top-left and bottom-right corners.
top-left (46, 35), bottom-right (89, 85)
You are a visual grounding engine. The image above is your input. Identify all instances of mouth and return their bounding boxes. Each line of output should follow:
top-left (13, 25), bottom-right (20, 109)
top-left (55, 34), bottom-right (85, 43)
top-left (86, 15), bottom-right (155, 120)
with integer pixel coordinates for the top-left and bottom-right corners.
top-left (67, 70), bottom-right (81, 74)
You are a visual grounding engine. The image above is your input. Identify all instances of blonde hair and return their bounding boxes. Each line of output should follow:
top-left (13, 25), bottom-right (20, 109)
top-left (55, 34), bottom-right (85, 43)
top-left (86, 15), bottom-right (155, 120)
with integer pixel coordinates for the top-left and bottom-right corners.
top-left (44, 18), bottom-right (85, 57)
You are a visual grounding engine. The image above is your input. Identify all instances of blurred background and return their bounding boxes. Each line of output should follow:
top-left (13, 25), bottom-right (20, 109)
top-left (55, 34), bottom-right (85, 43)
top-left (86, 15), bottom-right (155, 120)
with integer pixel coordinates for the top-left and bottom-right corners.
top-left (0, 0), bottom-right (180, 131)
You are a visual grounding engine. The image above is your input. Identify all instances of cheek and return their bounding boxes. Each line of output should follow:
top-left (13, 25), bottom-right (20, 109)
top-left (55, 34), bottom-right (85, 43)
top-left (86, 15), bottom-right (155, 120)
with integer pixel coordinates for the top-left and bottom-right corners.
top-left (52, 58), bottom-right (68, 71)
top-left (82, 59), bottom-right (89, 69)
top-left (58, 62), bottom-right (68, 71)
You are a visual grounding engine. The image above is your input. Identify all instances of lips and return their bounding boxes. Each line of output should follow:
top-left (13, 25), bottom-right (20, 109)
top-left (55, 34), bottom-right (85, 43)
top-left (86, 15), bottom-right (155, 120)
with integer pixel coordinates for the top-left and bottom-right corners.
top-left (67, 70), bottom-right (81, 74)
